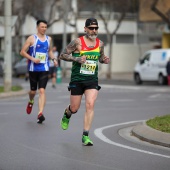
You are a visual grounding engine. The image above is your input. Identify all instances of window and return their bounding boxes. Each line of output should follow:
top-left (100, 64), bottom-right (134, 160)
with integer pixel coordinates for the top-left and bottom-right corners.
top-left (116, 34), bottom-right (134, 44)
top-left (140, 53), bottom-right (150, 64)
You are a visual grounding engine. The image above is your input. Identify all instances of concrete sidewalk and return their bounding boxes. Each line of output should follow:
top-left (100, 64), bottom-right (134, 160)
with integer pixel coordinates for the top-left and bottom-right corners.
top-left (0, 89), bottom-right (28, 99)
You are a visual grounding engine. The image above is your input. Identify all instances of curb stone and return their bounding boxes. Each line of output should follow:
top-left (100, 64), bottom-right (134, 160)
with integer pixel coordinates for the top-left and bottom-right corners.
top-left (0, 89), bottom-right (28, 99)
top-left (131, 121), bottom-right (170, 148)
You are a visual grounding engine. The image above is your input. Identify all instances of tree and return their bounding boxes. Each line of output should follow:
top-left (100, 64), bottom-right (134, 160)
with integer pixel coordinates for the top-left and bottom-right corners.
top-left (10, 0), bottom-right (63, 56)
top-left (151, 0), bottom-right (170, 28)
top-left (150, 0), bottom-right (170, 48)
top-left (97, 0), bottom-right (126, 78)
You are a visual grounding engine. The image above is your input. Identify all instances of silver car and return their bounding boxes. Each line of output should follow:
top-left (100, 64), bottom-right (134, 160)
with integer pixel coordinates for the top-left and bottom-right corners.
top-left (13, 58), bottom-right (28, 77)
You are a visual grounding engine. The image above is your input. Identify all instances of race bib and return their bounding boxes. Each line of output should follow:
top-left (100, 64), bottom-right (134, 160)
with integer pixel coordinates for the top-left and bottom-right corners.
top-left (35, 52), bottom-right (46, 63)
top-left (80, 60), bottom-right (96, 75)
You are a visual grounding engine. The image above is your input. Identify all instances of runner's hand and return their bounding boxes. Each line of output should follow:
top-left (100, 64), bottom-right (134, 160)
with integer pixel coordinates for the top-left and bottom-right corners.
top-left (53, 60), bottom-right (58, 67)
top-left (33, 58), bottom-right (41, 63)
top-left (103, 56), bottom-right (110, 64)
top-left (75, 56), bottom-right (86, 64)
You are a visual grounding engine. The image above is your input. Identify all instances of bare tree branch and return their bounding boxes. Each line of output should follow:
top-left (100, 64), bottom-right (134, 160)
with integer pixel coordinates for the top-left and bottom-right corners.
top-left (48, 18), bottom-right (62, 27)
top-left (151, 0), bottom-right (170, 26)
top-left (111, 12), bottom-right (126, 36)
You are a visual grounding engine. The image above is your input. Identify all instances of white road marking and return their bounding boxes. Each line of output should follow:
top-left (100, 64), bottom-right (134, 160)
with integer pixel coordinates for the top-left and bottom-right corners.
top-left (0, 112), bottom-right (8, 115)
top-left (94, 120), bottom-right (170, 159)
top-left (101, 84), bottom-right (140, 90)
top-left (46, 101), bottom-right (61, 104)
top-left (0, 100), bottom-right (61, 105)
top-left (0, 102), bottom-right (23, 105)
top-left (101, 84), bottom-right (170, 93)
top-left (109, 99), bottom-right (133, 102)
top-left (149, 94), bottom-right (161, 98)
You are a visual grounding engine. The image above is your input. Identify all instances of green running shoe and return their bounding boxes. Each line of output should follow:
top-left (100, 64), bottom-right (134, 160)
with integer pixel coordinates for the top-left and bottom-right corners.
top-left (82, 135), bottom-right (93, 146)
top-left (61, 112), bottom-right (70, 130)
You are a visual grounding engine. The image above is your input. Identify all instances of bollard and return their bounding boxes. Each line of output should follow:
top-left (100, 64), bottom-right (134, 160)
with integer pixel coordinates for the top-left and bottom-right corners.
top-left (56, 67), bottom-right (62, 84)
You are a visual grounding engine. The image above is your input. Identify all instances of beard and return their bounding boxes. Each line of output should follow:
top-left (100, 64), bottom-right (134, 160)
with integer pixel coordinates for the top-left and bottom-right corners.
top-left (86, 33), bottom-right (98, 40)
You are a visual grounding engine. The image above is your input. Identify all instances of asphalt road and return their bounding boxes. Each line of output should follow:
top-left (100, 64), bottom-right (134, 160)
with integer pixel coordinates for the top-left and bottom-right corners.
top-left (0, 78), bottom-right (170, 170)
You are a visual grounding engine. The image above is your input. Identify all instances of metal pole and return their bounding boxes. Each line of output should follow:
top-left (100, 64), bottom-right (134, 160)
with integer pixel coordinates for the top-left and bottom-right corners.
top-left (62, 0), bottom-right (67, 77)
top-left (4, 0), bottom-right (12, 92)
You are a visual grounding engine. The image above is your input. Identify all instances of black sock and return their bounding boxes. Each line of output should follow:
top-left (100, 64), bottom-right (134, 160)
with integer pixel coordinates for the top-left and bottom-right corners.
top-left (83, 131), bottom-right (89, 136)
top-left (65, 113), bottom-right (71, 119)
top-left (65, 110), bottom-right (71, 119)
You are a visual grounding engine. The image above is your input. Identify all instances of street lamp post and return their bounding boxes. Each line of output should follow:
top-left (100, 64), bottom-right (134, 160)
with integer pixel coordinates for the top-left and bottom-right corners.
top-left (62, 0), bottom-right (68, 77)
top-left (4, 0), bottom-right (12, 92)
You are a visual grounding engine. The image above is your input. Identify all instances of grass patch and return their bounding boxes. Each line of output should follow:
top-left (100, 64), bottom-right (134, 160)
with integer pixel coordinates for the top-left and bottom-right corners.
top-left (0, 85), bottom-right (23, 93)
top-left (146, 115), bottom-right (170, 133)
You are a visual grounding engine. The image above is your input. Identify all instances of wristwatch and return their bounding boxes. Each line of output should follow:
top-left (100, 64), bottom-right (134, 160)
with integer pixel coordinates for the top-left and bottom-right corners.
top-left (52, 58), bottom-right (56, 62)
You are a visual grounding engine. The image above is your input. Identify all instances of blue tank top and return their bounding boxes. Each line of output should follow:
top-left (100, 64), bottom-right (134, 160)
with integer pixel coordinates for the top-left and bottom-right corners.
top-left (27, 34), bottom-right (50, 71)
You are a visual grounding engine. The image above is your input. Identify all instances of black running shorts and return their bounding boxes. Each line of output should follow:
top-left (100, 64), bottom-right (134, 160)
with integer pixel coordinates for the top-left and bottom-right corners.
top-left (68, 81), bottom-right (101, 95)
top-left (29, 71), bottom-right (49, 91)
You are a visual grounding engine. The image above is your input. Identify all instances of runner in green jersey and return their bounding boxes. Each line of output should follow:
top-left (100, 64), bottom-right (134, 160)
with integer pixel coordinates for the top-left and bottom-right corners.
top-left (59, 18), bottom-right (110, 146)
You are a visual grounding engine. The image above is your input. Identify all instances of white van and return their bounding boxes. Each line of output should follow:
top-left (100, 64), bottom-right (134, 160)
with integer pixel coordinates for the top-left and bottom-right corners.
top-left (134, 49), bottom-right (170, 85)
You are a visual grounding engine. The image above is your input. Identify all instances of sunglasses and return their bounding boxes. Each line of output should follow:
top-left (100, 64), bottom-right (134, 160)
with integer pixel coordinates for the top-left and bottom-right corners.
top-left (87, 27), bottom-right (99, 30)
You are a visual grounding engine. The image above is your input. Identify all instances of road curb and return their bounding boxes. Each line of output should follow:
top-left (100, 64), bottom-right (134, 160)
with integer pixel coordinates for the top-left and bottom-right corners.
top-left (131, 121), bottom-right (170, 148)
top-left (0, 89), bottom-right (28, 99)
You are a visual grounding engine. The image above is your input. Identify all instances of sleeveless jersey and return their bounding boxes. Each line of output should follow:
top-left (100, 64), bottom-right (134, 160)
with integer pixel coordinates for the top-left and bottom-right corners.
top-left (71, 36), bottom-right (100, 82)
top-left (27, 34), bottom-right (50, 72)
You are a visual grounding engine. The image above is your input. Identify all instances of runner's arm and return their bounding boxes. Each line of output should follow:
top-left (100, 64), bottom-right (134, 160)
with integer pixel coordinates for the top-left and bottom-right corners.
top-left (59, 39), bottom-right (85, 63)
top-left (99, 40), bottom-right (110, 64)
top-left (20, 36), bottom-right (40, 64)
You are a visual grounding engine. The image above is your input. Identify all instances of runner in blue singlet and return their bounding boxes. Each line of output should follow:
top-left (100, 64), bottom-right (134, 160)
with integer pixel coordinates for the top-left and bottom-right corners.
top-left (20, 20), bottom-right (58, 124)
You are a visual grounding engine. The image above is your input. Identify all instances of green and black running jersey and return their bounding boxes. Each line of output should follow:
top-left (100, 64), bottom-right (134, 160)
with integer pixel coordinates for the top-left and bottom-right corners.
top-left (71, 36), bottom-right (100, 82)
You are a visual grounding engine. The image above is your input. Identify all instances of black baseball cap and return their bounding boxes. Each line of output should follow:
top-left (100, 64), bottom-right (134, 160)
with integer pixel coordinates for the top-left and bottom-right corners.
top-left (85, 18), bottom-right (98, 27)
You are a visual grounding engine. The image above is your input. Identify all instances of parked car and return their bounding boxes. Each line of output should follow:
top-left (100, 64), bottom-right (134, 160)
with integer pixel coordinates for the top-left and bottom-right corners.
top-left (13, 58), bottom-right (28, 77)
top-left (0, 58), bottom-right (4, 77)
top-left (134, 49), bottom-right (170, 85)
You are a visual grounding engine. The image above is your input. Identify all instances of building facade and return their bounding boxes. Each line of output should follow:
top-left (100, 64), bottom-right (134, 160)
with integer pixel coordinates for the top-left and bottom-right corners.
top-left (0, 0), bottom-right (163, 78)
